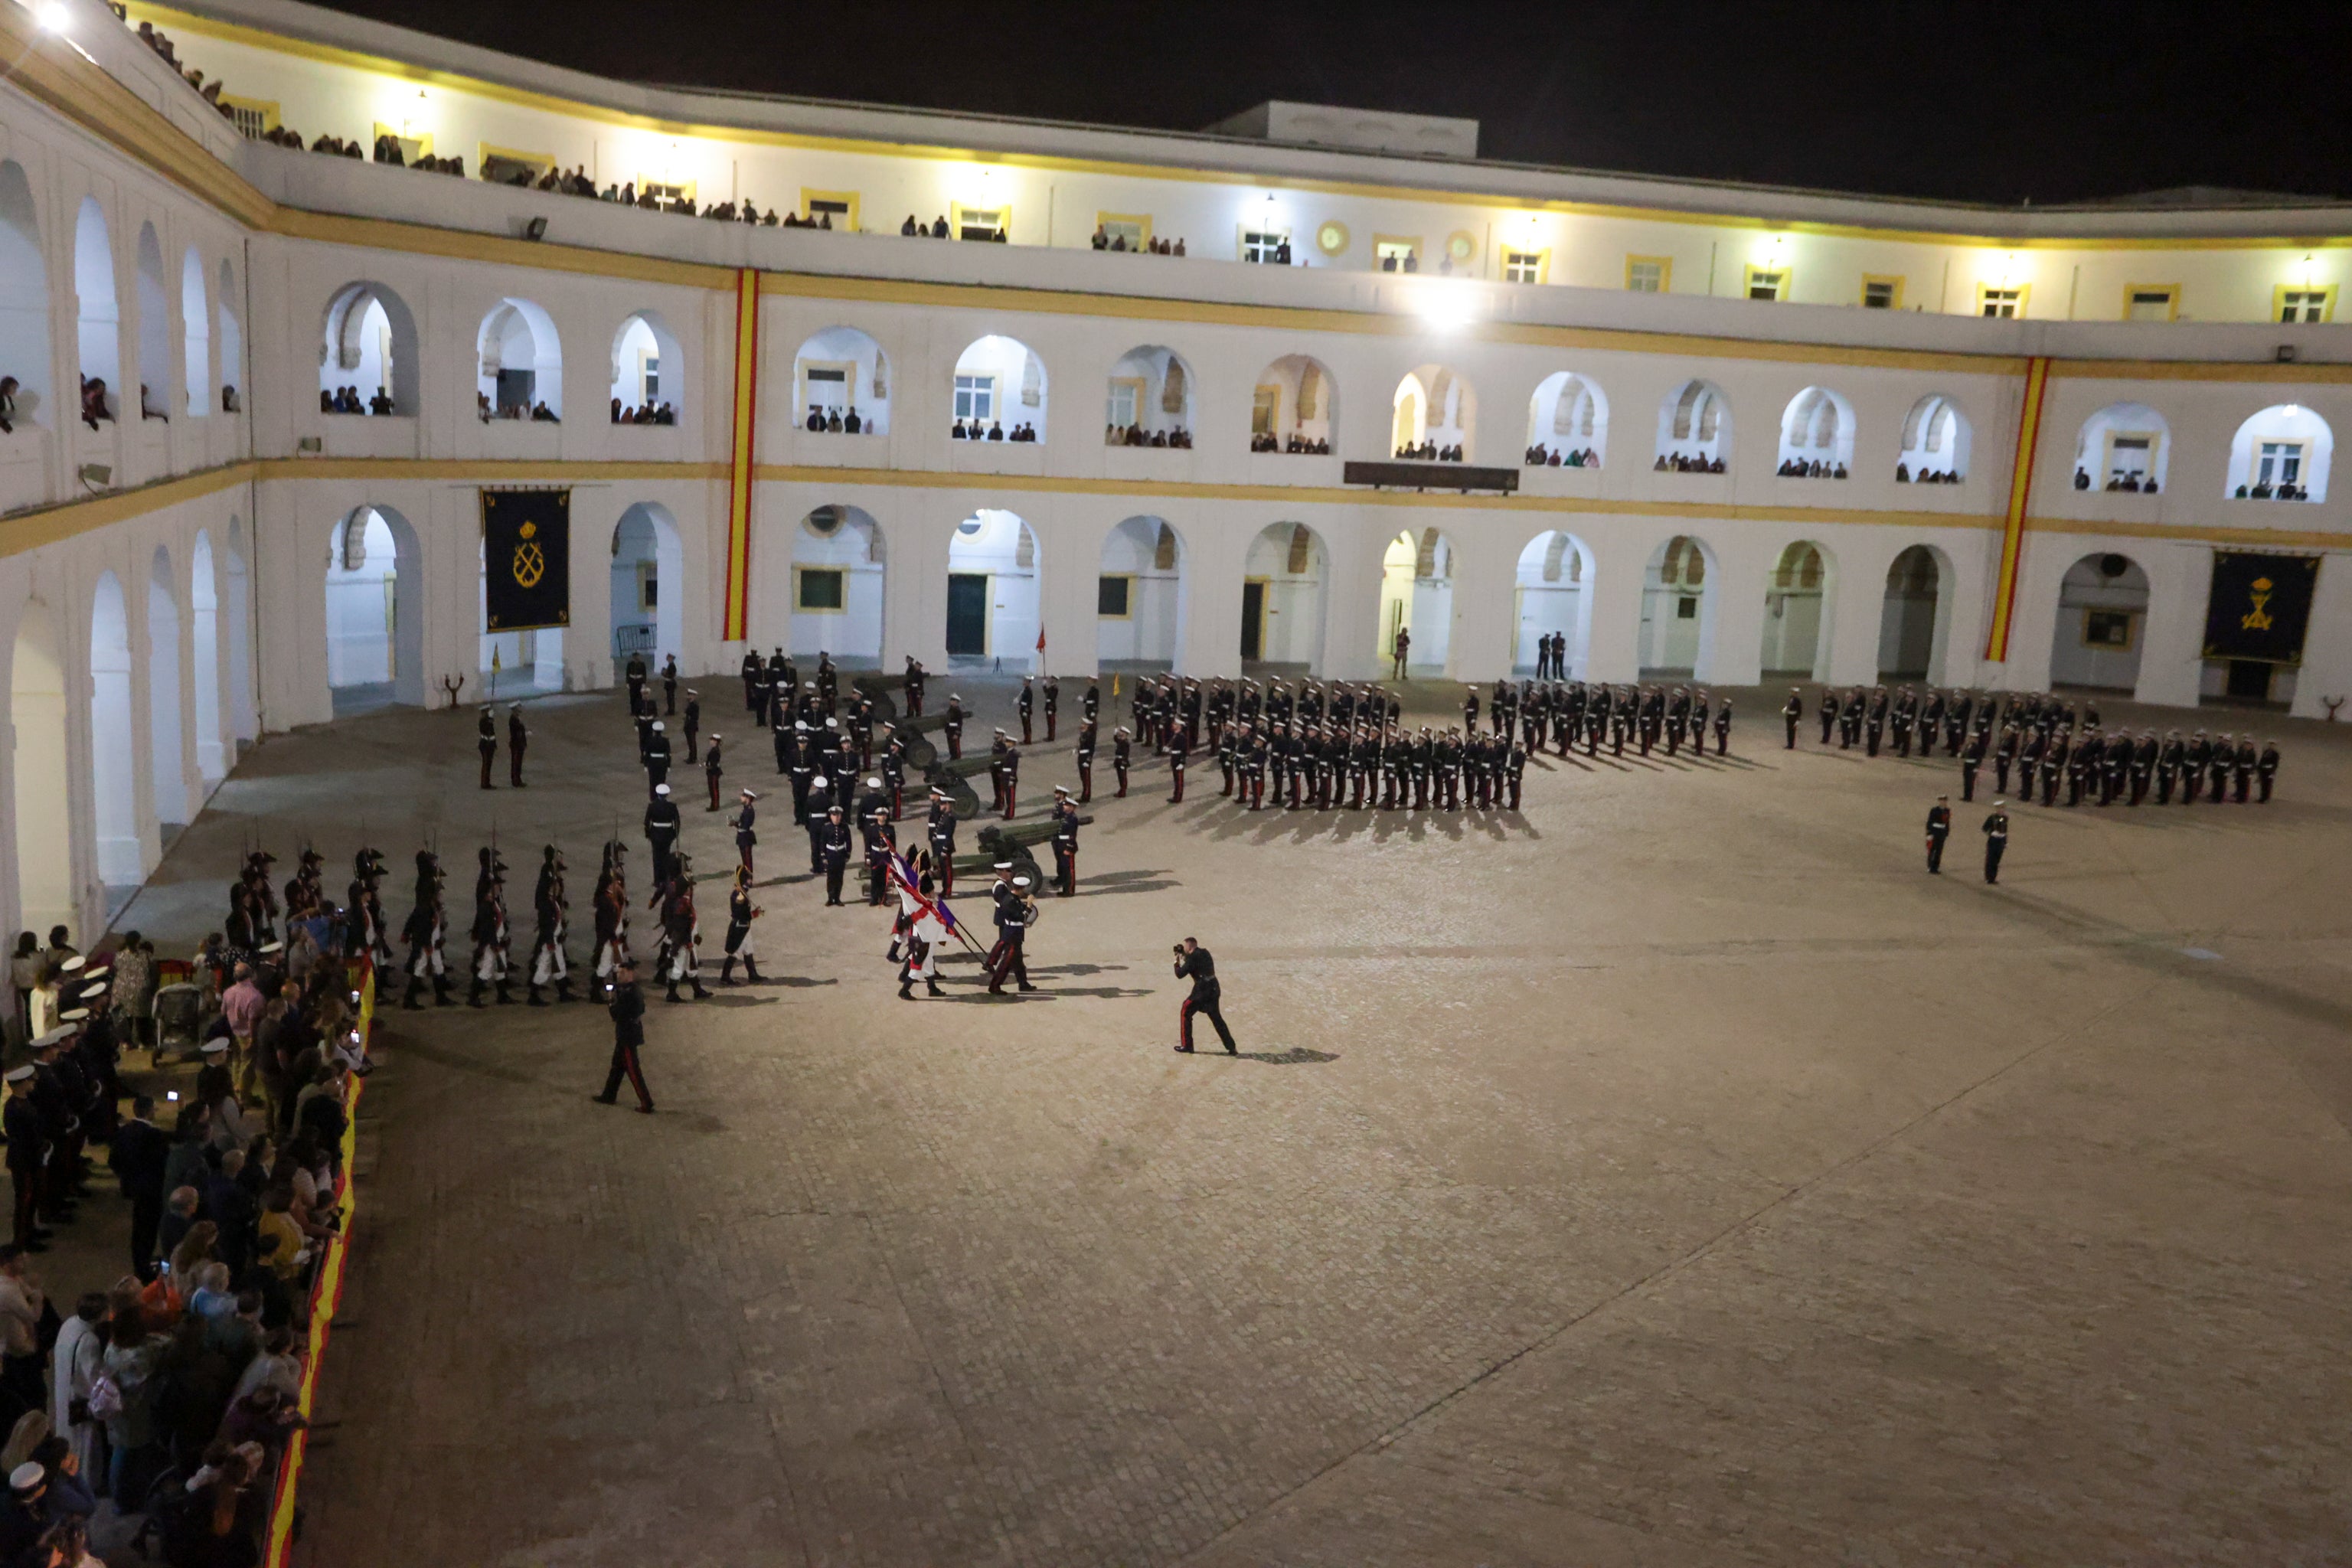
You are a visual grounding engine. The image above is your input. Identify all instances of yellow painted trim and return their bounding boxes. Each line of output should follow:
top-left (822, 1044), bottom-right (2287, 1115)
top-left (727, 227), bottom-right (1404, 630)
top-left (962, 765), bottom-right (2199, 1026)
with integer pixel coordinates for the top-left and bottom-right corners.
top-left (1501, 247), bottom-right (1551, 286)
top-left (1625, 254), bottom-right (1672, 293)
top-left (258, 459), bottom-right (727, 480)
top-left (1975, 280), bottom-right (2031, 318)
top-left (799, 188), bottom-right (860, 230)
top-left (792, 563), bottom-right (848, 612)
top-left (1860, 273), bottom-right (1906, 310)
top-left (126, 3), bottom-right (2352, 257)
top-left (2271, 282), bottom-right (2338, 323)
top-left (1094, 211), bottom-right (1152, 247)
top-left (2121, 282), bottom-right (2180, 322)
top-left (1096, 572), bottom-right (1137, 619)
top-left (0, 462), bottom-right (254, 559)
top-left (1743, 263), bottom-right (1791, 302)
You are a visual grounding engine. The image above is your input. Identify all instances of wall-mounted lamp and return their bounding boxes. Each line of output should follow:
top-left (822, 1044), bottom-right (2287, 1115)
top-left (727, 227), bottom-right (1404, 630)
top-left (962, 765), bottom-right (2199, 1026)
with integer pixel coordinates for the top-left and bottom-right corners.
top-left (524, 216), bottom-right (548, 242)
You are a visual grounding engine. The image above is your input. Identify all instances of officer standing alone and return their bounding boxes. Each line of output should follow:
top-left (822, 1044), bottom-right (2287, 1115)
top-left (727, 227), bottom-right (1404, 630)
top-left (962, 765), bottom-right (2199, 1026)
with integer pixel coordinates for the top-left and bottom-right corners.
top-left (593, 961), bottom-right (654, 1113)
top-left (1924, 794), bottom-right (1951, 874)
top-left (1981, 799), bottom-right (2009, 885)
top-left (1171, 937), bottom-right (1237, 1054)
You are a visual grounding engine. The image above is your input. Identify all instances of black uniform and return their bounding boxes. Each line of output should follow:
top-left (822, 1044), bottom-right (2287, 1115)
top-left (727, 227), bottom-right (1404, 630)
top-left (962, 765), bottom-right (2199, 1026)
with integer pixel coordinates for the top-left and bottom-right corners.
top-left (1981, 808), bottom-right (2008, 884)
top-left (1173, 945), bottom-right (1236, 1054)
top-left (1925, 802), bottom-right (1951, 873)
top-left (596, 979), bottom-right (653, 1111)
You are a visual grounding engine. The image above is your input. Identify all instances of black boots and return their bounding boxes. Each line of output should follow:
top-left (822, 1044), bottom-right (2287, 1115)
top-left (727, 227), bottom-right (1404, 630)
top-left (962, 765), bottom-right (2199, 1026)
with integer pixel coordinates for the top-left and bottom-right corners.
top-left (526, 985), bottom-right (547, 1007)
top-left (720, 956), bottom-right (737, 986)
top-left (495, 981), bottom-right (514, 1005)
top-left (744, 958), bottom-right (763, 984)
top-left (402, 977), bottom-right (424, 1010)
top-left (555, 978), bottom-right (576, 1003)
top-left (467, 980), bottom-right (487, 1009)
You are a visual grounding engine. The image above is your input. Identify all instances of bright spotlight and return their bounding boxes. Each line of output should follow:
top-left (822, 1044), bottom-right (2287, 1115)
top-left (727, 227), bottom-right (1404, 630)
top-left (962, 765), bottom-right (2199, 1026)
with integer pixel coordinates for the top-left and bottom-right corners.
top-left (1416, 286), bottom-right (1477, 332)
top-left (34, 2), bottom-right (70, 31)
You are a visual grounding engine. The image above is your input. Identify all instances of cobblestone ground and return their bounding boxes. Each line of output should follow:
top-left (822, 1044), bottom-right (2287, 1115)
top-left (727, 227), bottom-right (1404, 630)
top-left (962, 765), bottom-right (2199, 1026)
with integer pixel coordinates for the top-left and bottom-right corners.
top-left (132, 681), bottom-right (2352, 1566)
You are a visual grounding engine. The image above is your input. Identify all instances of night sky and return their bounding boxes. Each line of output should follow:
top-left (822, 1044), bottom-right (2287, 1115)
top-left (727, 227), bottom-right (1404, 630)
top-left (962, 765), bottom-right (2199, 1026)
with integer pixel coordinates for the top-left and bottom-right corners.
top-left (308, 0), bottom-right (2352, 208)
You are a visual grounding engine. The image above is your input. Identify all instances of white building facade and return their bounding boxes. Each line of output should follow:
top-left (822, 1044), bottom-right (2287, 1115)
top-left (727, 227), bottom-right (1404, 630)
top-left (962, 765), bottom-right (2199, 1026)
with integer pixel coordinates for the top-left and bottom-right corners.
top-left (5, 0), bottom-right (2352, 939)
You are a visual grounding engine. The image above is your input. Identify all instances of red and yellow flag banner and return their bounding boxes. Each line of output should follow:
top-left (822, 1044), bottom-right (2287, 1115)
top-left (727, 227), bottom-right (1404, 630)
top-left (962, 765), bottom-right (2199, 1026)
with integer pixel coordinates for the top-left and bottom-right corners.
top-left (724, 266), bottom-right (761, 642)
top-left (1984, 355), bottom-right (2051, 663)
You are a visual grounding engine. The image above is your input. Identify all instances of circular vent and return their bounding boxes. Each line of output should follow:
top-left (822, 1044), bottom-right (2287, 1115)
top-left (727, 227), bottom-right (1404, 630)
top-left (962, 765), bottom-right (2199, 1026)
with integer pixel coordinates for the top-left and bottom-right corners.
top-left (805, 505), bottom-right (843, 537)
top-left (2099, 552), bottom-right (2130, 579)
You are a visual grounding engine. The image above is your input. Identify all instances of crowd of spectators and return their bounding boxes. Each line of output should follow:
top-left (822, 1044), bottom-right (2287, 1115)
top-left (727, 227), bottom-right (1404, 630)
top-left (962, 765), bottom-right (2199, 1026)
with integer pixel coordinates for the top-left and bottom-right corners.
top-left (2074, 467), bottom-right (2161, 494)
top-left (1896, 462), bottom-right (1961, 484)
top-left (1104, 423), bottom-right (1191, 449)
top-left (2233, 479), bottom-right (2311, 501)
top-left (1524, 443), bottom-right (1599, 467)
top-left (1776, 457), bottom-right (1849, 479)
top-left (0, 841), bottom-right (375, 1566)
top-left (801, 406), bottom-right (864, 433)
top-left (477, 393), bottom-right (560, 424)
top-left (1394, 439), bottom-right (1464, 462)
top-left (1655, 451), bottom-right (1728, 473)
top-left (615, 400), bottom-right (678, 426)
top-left (1251, 432), bottom-right (1330, 454)
top-left (1089, 227), bottom-right (1186, 256)
top-left (950, 420), bottom-right (1038, 442)
top-left (321, 386), bottom-right (393, 417)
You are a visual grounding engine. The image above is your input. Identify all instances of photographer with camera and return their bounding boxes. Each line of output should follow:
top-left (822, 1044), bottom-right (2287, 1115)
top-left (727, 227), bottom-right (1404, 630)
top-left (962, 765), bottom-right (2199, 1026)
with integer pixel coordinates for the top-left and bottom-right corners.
top-left (1171, 937), bottom-right (1236, 1054)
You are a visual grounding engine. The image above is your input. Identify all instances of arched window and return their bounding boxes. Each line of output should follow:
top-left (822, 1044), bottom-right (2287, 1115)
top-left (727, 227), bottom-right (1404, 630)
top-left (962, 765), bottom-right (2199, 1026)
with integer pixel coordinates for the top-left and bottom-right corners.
top-left (2073, 403), bottom-right (2171, 493)
top-left (1392, 364), bottom-right (1475, 461)
top-left (2226, 403), bottom-right (2333, 502)
top-left (1250, 354), bottom-right (1335, 454)
top-left (73, 198), bottom-right (119, 423)
top-left (476, 298), bottom-right (564, 421)
top-left (1524, 372), bottom-right (1608, 467)
top-left (1895, 394), bottom-right (1970, 482)
top-left (1657, 380), bottom-right (1731, 471)
top-left (321, 283), bottom-right (420, 416)
top-left (950, 336), bottom-right (1044, 442)
top-left (133, 223), bottom-right (169, 420)
top-left (791, 326), bottom-right (890, 435)
top-left (609, 311), bottom-right (683, 425)
top-left (215, 260), bottom-right (243, 415)
top-left (180, 247), bottom-right (210, 417)
top-left (0, 162), bottom-right (51, 432)
top-left (789, 505), bottom-right (884, 662)
top-left (1775, 386), bottom-right (1854, 477)
top-left (1103, 346), bottom-right (1194, 447)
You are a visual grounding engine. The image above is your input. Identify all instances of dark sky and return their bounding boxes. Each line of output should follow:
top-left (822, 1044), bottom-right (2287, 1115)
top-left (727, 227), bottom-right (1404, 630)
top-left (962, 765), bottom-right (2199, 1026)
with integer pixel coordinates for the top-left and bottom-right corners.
top-left (310, 0), bottom-right (2352, 207)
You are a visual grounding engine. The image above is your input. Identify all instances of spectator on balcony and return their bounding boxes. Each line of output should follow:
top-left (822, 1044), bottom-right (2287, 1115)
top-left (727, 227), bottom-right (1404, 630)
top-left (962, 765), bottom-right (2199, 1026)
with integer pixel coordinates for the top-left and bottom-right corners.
top-left (530, 401), bottom-right (560, 424)
top-left (79, 378), bottom-right (111, 432)
top-left (222, 384), bottom-right (241, 413)
top-left (368, 388), bottom-right (394, 416)
top-left (902, 214), bottom-right (921, 235)
top-left (0, 377), bottom-right (16, 436)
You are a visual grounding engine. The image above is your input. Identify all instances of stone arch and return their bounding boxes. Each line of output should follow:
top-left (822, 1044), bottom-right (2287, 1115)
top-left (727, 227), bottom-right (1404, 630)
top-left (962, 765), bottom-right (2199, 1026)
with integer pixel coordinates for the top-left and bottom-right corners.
top-left (951, 335), bottom-right (1044, 442)
top-left (191, 529), bottom-right (224, 783)
top-left (1514, 530), bottom-right (1596, 675)
top-left (609, 310), bottom-right (683, 424)
top-left (325, 505), bottom-right (426, 712)
top-left (1776, 385), bottom-right (1854, 476)
top-left (2050, 550), bottom-right (2150, 692)
top-left (2073, 402), bottom-right (2171, 492)
top-left (88, 570), bottom-right (139, 887)
top-left (133, 222), bottom-right (169, 420)
top-left (1380, 526), bottom-right (1456, 673)
top-left (1878, 544), bottom-right (1949, 682)
top-left (1896, 394), bottom-right (1971, 482)
top-left (477, 297), bottom-right (564, 419)
top-left (73, 198), bottom-right (119, 420)
top-left (946, 509), bottom-right (1039, 665)
top-left (1657, 379), bottom-right (1731, 469)
top-left (1241, 523), bottom-right (1328, 672)
top-left (223, 518), bottom-right (254, 740)
top-left (9, 600), bottom-right (73, 941)
top-left (789, 505), bottom-right (884, 665)
top-left (0, 162), bottom-right (52, 430)
top-left (1103, 346), bottom-right (1194, 445)
top-left (612, 502), bottom-right (688, 670)
top-left (792, 325), bottom-right (890, 435)
top-left (1250, 354), bottom-right (1336, 453)
top-left (1392, 363), bottom-right (1475, 459)
top-left (1099, 516), bottom-right (1184, 671)
top-left (215, 259), bottom-right (242, 413)
top-left (179, 246), bottom-right (210, 417)
top-left (1640, 534), bottom-right (1719, 676)
top-left (146, 545), bottom-right (186, 825)
top-left (2226, 403), bottom-right (2333, 502)
top-left (322, 282), bottom-right (420, 414)
top-left (1761, 539), bottom-right (1836, 680)
top-left (1524, 372), bottom-right (1608, 467)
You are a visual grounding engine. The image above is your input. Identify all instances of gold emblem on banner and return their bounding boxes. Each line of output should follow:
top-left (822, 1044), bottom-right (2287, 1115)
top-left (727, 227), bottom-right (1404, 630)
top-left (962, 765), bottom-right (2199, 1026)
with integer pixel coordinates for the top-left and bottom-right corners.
top-left (2241, 576), bottom-right (2274, 632)
top-left (512, 518), bottom-right (547, 590)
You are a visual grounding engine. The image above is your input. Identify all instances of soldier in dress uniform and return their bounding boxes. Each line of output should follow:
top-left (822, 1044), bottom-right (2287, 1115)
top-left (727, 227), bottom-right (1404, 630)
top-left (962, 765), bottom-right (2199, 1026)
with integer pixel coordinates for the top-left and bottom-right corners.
top-left (2156, 730), bottom-right (2184, 804)
top-left (1000, 737), bottom-right (1022, 820)
top-left (2257, 739), bottom-right (2282, 802)
top-left (507, 703), bottom-right (529, 787)
top-left (1050, 786), bottom-right (1080, 897)
top-left (1924, 795), bottom-right (1951, 874)
top-left (528, 844), bottom-right (573, 1006)
top-left (862, 809), bottom-right (897, 906)
top-left (658, 860), bottom-right (711, 1002)
top-left (720, 865), bottom-right (763, 985)
top-left (1018, 677), bottom-right (1036, 744)
top-left (477, 705), bottom-right (498, 789)
top-left (644, 720), bottom-right (673, 799)
top-left (5, 1068), bottom-right (47, 1251)
top-left (731, 788), bottom-right (758, 877)
top-left (468, 846), bottom-right (514, 1008)
top-left (2207, 732), bottom-right (2233, 804)
top-left (943, 694), bottom-right (965, 761)
top-left (1782, 688), bottom-right (1803, 749)
top-left (591, 841), bottom-right (631, 1000)
top-left (1044, 675), bottom-right (1060, 741)
top-left (1076, 719), bottom-right (1098, 803)
top-left (400, 850), bottom-right (451, 1008)
top-left (626, 650), bottom-right (648, 713)
top-left (1166, 723), bottom-right (1187, 803)
top-left (1981, 800), bottom-right (2009, 884)
top-left (1958, 730), bottom-right (1984, 802)
top-left (927, 792), bottom-right (959, 897)
top-left (740, 648), bottom-right (763, 722)
top-left (985, 866), bottom-right (1037, 995)
top-left (2042, 730), bottom-right (2067, 808)
top-left (661, 653), bottom-right (678, 715)
top-left (1112, 726), bottom-right (1133, 799)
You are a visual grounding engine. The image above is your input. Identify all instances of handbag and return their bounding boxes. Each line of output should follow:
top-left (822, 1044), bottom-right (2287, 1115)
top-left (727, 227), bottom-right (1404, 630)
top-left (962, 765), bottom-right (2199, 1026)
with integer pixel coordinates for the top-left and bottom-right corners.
top-left (86, 1373), bottom-right (122, 1421)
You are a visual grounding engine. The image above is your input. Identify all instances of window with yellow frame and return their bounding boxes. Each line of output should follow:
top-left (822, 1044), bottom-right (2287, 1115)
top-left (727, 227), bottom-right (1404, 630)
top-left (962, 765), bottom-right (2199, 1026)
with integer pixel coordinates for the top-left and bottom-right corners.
top-left (1095, 212), bottom-right (1152, 250)
top-left (1743, 264), bottom-right (1790, 302)
top-left (1975, 282), bottom-right (2029, 318)
top-left (794, 566), bottom-right (848, 613)
top-left (1860, 275), bottom-right (1904, 310)
top-left (218, 94), bottom-right (279, 140)
top-left (480, 144), bottom-right (557, 185)
top-left (1374, 234), bottom-right (1423, 273)
top-left (1096, 574), bottom-right (1136, 618)
top-left (371, 123), bottom-right (433, 162)
top-left (2122, 283), bottom-right (2180, 322)
top-left (800, 190), bottom-right (860, 230)
top-left (2274, 283), bottom-right (2337, 323)
top-left (951, 202), bottom-right (1010, 241)
top-left (1625, 255), bottom-right (1671, 293)
top-left (1501, 247), bottom-right (1550, 286)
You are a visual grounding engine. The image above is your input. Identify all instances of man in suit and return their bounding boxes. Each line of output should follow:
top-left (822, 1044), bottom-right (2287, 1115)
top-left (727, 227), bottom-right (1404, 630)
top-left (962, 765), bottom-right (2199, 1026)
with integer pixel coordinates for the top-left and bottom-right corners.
top-left (111, 1094), bottom-right (170, 1279)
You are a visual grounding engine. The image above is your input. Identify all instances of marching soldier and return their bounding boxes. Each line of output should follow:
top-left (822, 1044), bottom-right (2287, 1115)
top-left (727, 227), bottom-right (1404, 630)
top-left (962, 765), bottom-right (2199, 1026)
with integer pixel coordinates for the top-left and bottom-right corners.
top-left (2157, 730), bottom-right (2184, 804)
top-left (658, 863), bottom-right (711, 1002)
top-left (528, 845), bottom-right (573, 1006)
top-left (468, 846), bottom-right (514, 1008)
top-left (985, 866), bottom-right (1037, 995)
top-left (720, 865), bottom-right (764, 985)
top-left (477, 705), bottom-right (498, 789)
top-left (508, 703), bottom-right (529, 787)
top-left (592, 841), bottom-right (631, 1001)
top-left (1050, 786), bottom-right (1080, 897)
top-left (1924, 795), bottom-right (1951, 874)
top-left (401, 850), bottom-right (450, 1008)
top-left (1981, 799), bottom-right (2009, 885)
top-left (593, 961), bottom-right (654, 1113)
